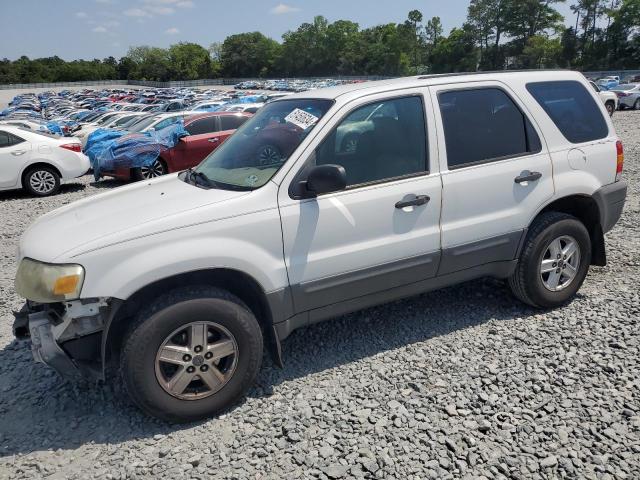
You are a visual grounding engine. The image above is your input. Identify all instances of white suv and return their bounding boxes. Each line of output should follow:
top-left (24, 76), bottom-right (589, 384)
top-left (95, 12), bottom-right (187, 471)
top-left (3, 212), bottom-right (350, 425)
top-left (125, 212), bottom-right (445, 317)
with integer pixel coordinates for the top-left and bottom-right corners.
top-left (13, 71), bottom-right (627, 422)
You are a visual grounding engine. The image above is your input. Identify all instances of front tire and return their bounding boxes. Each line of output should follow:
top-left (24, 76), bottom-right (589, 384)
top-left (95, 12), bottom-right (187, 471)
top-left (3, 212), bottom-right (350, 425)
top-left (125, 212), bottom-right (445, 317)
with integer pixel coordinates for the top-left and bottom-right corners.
top-left (23, 166), bottom-right (61, 196)
top-left (120, 286), bottom-right (263, 423)
top-left (509, 212), bottom-right (591, 308)
top-left (605, 101), bottom-right (615, 116)
top-left (131, 158), bottom-right (167, 181)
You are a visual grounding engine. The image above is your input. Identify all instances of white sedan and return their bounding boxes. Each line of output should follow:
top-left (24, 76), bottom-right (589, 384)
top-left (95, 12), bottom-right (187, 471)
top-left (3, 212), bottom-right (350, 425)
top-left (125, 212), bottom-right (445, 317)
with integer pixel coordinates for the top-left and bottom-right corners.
top-left (0, 126), bottom-right (89, 196)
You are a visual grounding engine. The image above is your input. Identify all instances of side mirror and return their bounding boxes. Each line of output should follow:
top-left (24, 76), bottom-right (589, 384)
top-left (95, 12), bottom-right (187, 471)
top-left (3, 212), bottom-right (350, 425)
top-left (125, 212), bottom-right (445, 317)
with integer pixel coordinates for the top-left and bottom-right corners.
top-left (302, 164), bottom-right (347, 197)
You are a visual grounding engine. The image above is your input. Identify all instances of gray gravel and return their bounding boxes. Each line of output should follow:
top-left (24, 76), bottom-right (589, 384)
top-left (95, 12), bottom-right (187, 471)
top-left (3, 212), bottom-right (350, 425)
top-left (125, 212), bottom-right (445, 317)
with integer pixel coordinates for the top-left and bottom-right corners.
top-left (1, 112), bottom-right (639, 480)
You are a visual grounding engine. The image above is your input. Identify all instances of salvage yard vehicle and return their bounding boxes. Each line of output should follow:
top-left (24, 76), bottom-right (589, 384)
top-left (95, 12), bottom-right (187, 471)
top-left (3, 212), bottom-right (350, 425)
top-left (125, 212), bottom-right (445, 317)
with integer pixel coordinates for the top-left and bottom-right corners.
top-left (102, 112), bottom-right (252, 181)
top-left (13, 71), bottom-right (627, 422)
top-left (589, 81), bottom-right (618, 116)
top-left (0, 126), bottom-right (89, 196)
top-left (610, 83), bottom-right (640, 110)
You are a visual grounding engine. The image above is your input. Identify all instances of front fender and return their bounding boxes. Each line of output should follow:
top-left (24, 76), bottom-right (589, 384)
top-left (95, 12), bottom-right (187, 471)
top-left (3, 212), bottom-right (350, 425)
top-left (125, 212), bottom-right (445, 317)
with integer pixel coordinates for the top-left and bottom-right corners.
top-left (74, 208), bottom-right (288, 300)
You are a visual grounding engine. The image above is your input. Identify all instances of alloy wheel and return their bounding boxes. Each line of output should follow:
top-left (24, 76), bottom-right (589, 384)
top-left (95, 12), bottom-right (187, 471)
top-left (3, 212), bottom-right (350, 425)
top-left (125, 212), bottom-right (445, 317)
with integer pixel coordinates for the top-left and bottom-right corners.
top-left (540, 235), bottom-right (581, 292)
top-left (257, 145), bottom-right (282, 166)
top-left (29, 170), bottom-right (57, 194)
top-left (154, 321), bottom-right (238, 400)
top-left (141, 160), bottom-right (165, 179)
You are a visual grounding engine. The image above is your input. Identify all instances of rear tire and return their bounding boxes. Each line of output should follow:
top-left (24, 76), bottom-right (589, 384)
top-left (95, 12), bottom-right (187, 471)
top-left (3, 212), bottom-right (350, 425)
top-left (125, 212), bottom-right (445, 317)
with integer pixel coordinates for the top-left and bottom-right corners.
top-left (634, 99), bottom-right (640, 110)
top-left (119, 286), bottom-right (263, 423)
top-left (509, 212), bottom-right (591, 308)
top-left (23, 166), bottom-right (61, 196)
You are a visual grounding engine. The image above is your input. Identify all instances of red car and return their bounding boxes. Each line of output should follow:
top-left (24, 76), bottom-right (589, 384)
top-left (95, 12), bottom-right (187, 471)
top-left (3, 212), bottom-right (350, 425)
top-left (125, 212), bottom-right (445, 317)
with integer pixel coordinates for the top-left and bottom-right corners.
top-left (104, 112), bottom-right (252, 181)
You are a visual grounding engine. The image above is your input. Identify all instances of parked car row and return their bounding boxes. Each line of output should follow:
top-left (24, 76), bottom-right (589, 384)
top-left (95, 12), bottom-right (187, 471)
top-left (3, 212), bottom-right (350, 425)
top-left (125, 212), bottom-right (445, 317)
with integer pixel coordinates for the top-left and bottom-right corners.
top-left (234, 78), bottom-right (367, 92)
top-left (588, 80), bottom-right (640, 113)
top-left (0, 87), bottom-right (270, 195)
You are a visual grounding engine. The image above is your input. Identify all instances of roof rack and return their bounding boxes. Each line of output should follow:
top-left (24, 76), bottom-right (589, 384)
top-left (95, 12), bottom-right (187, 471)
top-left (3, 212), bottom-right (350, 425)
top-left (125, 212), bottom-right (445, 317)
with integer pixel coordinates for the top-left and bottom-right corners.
top-left (417, 69), bottom-right (571, 80)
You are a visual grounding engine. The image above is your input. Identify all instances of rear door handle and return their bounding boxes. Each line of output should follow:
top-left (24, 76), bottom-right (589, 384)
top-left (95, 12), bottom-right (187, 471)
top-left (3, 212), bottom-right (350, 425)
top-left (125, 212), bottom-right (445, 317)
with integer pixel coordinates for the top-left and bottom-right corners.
top-left (395, 195), bottom-right (430, 209)
top-left (11, 150), bottom-right (27, 156)
top-left (514, 171), bottom-right (542, 184)
top-left (208, 138), bottom-right (219, 143)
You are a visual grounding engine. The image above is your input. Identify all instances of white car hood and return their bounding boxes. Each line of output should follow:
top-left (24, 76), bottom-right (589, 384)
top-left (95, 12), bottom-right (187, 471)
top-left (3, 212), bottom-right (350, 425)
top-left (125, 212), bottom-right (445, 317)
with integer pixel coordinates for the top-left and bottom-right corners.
top-left (20, 174), bottom-right (249, 262)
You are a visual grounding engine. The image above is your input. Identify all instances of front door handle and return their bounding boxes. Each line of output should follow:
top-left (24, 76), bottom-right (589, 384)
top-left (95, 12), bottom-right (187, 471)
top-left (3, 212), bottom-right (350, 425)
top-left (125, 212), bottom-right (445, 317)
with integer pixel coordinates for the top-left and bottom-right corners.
top-left (208, 138), bottom-right (219, 143)
top-left (514, 171), bottom-right (542, 184)
top-left (395, 195), bottom-right (430, 209)
top-left (11, 150), bottom-right (27, 156)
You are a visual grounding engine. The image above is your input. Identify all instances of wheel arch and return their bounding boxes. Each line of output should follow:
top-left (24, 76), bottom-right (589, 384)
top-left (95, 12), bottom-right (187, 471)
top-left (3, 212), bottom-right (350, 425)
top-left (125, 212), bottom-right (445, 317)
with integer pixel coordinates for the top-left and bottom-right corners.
top-left (532, 194), bottom-right (606, 266)
top-left (20, 161), bottom-right (62, 187)
top-left (102, 268), bottom-right (283, 377)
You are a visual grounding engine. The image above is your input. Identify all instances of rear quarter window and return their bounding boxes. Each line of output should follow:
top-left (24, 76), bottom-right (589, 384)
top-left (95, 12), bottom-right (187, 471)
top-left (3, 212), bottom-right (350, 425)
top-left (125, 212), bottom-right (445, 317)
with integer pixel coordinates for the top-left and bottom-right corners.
top-left (526, 81), bottom-right (609, 144)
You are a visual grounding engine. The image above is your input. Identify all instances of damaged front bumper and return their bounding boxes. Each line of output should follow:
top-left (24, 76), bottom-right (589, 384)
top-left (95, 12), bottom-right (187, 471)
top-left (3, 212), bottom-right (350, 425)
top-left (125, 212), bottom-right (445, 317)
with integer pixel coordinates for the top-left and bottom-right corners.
top-left (13, 298), bottom-right (115, 380)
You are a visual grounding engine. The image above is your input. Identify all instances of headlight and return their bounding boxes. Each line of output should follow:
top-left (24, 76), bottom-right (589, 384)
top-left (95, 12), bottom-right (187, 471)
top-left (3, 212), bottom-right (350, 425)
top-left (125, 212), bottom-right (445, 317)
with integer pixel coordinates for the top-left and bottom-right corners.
top-left (14, 258), bottom-right (85, 303)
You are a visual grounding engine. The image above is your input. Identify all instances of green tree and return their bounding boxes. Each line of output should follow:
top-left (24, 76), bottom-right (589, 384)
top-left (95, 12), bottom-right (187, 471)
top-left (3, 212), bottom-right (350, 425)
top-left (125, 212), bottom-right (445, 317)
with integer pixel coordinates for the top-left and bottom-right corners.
top-left (168, 43), bottom-right (212, 80)
top-left (430, 26), bottom-right (479, 73)
top-left (522, 35), bottom-right (562, 67)
top-left (220, 32), bottom-right (280, 77)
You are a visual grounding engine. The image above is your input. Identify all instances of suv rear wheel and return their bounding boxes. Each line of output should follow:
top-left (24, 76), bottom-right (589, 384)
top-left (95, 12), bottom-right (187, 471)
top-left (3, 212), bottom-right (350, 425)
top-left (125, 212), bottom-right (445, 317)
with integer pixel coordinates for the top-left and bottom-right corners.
top-left (509, 212), bottom-right (591, 308)
top-left (120, 286), bottom-right (263, 423)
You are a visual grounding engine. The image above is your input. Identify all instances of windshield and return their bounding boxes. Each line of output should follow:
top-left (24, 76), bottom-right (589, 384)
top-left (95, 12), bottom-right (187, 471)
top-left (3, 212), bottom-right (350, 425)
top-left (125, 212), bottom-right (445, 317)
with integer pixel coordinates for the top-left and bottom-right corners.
top-left (113, 115), bottom-right (136, 126)
top-left (195, 98), bottom-right (333, 189)
top-left (97, 113), bottom-right (118, 125)
top-left (128, 115), bottom-right (162, 132)
top-left (120, 115), bottom-right (147, 128)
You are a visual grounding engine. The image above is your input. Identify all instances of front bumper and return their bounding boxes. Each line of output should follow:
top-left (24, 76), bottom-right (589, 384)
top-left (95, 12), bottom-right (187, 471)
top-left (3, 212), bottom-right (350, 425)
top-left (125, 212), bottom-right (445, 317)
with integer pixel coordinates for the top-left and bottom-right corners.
top-left (13, 299), bottom-right (111, 380)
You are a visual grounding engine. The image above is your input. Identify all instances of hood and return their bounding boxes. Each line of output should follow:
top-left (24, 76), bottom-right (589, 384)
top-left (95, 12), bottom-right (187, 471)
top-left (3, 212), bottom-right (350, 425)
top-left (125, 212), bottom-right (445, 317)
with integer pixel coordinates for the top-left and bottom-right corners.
top-left (20, 174), bottom-right (249, 262)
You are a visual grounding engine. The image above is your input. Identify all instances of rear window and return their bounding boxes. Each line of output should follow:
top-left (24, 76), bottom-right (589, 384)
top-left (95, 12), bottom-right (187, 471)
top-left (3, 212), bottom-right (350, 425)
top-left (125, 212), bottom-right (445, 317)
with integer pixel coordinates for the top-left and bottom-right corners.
top-left (526, 81), bottom-right (608, 143)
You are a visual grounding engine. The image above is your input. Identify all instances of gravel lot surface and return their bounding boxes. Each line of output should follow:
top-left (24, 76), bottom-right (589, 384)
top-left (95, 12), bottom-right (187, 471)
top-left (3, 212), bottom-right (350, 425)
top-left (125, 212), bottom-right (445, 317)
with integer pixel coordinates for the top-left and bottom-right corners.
top-left (0, 112), bottom-right (638, 480)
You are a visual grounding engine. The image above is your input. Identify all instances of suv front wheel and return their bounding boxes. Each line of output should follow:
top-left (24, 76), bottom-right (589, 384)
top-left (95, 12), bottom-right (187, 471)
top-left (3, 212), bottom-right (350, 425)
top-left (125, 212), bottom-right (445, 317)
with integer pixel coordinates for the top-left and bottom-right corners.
top-left (509, 212), bottom-right (591, 308)
top-left (120, 286), bottom-right (263, 423)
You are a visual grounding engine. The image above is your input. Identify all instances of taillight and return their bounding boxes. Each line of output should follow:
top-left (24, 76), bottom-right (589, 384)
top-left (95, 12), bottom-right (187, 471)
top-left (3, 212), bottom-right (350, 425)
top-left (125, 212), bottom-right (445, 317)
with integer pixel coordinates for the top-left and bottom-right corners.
top-left (60, 143), bottom-right (82, 152)
top-left (615, 91), bottom-right (629, 97)
top-left (616, 140), bottom-right (624, 182)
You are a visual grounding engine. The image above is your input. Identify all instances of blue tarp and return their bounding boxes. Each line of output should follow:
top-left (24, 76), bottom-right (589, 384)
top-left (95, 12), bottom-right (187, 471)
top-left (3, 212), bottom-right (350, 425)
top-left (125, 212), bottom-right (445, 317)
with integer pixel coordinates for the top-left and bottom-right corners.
top-left (92, 121), bottom-right (189, 179)
top-left (45, 121), bottom-right (64, 135)
top-left (85, 128), bottom-right (129, 164)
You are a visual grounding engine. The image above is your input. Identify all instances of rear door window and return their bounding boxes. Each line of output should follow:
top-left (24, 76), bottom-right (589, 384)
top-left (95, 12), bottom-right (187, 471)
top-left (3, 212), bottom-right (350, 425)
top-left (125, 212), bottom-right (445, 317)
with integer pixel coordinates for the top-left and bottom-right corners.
top-left (438, 88), bottom-right (542, 169)
top-left (0, 131), bottom-right (11, 147)
top-left (186, 117), bottom-right (217, 135)
top-left (219, 115), bottom-right (249, 131)
top-left (0, 131), bottom-right (25, 147)
top-left (526, 81), bottom-right (608, 143)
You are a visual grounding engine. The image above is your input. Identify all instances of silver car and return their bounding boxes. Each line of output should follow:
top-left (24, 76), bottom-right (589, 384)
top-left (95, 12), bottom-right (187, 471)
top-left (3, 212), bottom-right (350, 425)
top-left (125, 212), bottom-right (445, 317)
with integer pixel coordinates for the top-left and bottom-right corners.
top-left (611, 83), bottom-right (640, 110)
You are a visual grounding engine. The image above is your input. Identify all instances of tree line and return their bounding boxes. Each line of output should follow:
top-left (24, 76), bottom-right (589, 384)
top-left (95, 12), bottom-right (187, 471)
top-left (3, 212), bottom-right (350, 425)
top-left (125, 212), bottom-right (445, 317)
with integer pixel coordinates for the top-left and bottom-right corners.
top-left (1, 0), bottom-right (639, 84)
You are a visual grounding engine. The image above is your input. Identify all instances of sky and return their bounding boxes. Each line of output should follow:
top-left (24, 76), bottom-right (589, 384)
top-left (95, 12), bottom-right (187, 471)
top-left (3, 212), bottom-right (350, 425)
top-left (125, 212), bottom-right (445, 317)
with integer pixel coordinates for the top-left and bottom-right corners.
top-left (2, 0), bottom-right (577, 61)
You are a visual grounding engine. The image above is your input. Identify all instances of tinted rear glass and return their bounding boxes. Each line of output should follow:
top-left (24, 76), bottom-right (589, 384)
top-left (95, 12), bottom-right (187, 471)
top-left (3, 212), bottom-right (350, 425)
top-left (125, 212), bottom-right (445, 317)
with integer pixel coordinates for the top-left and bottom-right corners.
top-left (439, 88), bottom-right (541, 169)
top-left (220, 115), bottom-right (248, 130)
top-left (526, 81), bottom-right (608, 143)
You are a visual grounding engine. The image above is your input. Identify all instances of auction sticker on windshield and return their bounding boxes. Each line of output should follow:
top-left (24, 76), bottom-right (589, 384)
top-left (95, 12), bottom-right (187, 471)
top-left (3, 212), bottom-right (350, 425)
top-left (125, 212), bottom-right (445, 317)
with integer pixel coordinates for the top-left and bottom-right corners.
top-left (285, 108), bottom-right (319, 130)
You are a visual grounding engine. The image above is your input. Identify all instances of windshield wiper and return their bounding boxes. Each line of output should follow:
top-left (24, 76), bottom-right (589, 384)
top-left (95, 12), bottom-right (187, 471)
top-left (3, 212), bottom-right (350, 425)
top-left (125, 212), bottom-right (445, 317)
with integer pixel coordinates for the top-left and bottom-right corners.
top-left (183, 168), bottom-right (252, 191)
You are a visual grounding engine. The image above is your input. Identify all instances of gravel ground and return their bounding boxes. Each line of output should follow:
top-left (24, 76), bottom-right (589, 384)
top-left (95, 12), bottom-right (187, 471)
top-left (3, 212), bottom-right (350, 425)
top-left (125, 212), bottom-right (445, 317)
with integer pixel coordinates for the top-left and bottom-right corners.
top-left (0, 112), bottom-right (638, 480)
